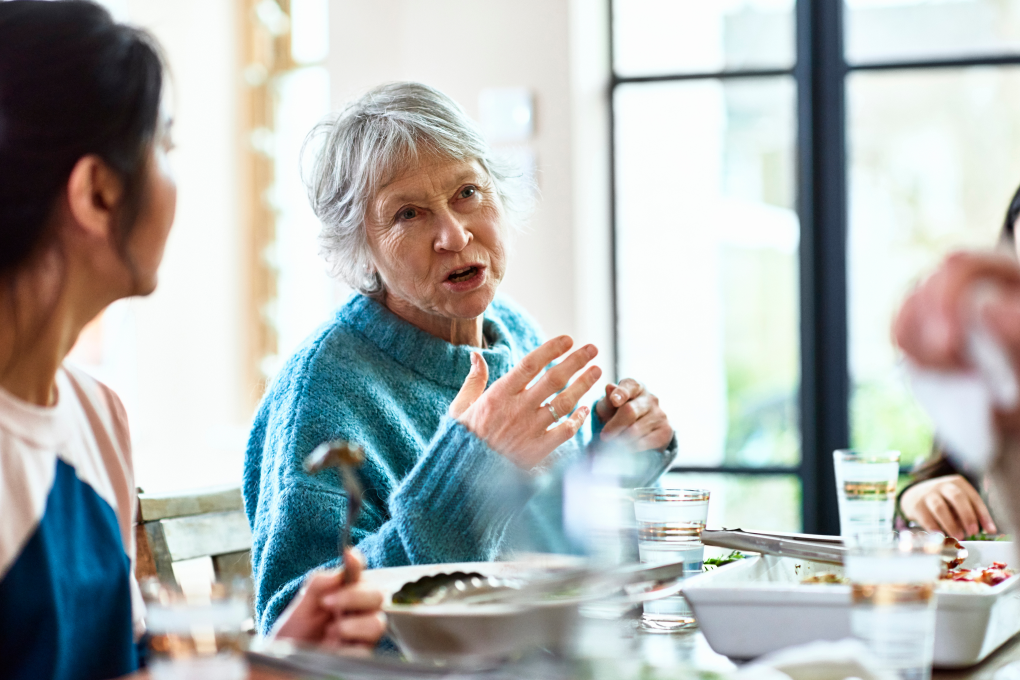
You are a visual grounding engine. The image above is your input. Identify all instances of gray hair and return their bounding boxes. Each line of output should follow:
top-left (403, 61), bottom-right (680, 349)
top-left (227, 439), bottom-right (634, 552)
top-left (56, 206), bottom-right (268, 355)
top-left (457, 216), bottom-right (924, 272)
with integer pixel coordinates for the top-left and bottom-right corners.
top-left (302, 81), bottom-right (533, 294)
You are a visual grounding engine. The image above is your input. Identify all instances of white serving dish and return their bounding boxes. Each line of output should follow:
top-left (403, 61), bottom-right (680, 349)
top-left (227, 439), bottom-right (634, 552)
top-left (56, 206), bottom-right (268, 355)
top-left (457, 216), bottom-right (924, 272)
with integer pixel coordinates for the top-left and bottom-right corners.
top-left (683, 541), bottom-right (1019, 668)
top-left (361, 557), bottom-right (586, 664)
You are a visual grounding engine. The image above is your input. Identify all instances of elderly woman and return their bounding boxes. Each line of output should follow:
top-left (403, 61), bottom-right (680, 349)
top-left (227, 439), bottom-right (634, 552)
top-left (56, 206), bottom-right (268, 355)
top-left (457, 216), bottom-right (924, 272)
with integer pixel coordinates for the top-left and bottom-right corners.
top-left (244, 82), bottom-right (677, 633)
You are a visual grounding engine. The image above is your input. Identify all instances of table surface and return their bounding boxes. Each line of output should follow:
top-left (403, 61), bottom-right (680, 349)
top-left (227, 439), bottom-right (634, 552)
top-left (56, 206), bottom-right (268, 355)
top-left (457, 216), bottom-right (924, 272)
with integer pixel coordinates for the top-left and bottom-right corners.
top-left (125, 629), bottom-right (1020, 679)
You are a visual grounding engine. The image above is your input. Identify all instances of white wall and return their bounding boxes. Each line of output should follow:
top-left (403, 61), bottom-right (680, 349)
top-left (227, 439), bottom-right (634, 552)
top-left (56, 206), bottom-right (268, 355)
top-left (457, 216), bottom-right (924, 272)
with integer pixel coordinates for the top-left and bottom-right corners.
top-left (80, 0), bottom-right (248, 493)
top-left (326, 0), bottom-right (614, 373)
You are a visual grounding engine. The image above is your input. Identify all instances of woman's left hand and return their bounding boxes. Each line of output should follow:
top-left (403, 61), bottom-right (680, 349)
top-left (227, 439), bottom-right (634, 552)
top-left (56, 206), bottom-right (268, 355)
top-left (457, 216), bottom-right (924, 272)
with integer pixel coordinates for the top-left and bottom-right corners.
top-left (595, 379), bottom-right (673, 451)
top-left (899, 474), bottom-right (997, 539)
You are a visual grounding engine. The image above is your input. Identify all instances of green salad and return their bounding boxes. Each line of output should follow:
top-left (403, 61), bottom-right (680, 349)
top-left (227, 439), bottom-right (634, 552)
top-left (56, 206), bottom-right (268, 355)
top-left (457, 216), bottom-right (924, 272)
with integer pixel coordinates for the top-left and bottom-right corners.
top-left (704, 551), bottom-right (748, 569)
top-left (964, 531), bottom-right (1011, 542)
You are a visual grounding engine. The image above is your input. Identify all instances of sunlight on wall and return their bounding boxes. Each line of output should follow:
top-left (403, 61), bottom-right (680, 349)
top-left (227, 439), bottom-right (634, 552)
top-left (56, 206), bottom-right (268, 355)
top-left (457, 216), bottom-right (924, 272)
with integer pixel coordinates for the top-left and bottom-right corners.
top-left (72, 0), bottom-right (248, 493)
top-left (265, 66), bottom-right (346, 377)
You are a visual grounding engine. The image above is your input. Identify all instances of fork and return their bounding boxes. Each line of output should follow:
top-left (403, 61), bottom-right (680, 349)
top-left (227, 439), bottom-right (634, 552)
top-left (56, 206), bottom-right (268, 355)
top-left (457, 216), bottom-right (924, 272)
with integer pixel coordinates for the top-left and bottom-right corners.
top-left (304, 440), bottom-right (365, 575)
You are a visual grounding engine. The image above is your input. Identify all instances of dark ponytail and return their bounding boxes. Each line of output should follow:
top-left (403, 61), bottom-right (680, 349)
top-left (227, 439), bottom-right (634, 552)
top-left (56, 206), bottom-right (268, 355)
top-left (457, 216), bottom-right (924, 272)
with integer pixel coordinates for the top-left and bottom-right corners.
top-left (0, 0), bottom-right (164, 277)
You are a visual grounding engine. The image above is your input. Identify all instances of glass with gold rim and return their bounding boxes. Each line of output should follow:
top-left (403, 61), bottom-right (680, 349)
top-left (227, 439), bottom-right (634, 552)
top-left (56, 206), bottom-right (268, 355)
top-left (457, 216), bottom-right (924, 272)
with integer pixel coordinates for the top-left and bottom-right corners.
top-left (633, 487), bottom-right (710, 633)
top-left (833, 449), bottom-right (900, 538)
top-left (846, 531), bottom-right (943, 680)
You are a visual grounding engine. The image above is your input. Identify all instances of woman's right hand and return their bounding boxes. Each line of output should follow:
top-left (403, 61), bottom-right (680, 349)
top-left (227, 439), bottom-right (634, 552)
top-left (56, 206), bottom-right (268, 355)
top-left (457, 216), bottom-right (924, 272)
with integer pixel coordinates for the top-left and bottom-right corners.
top-left (899, 474), bottom-right (997, 539)
top-left (449, 335), bottom-right (602, 470)
top-left (269, 548), bottom-right (387, 651)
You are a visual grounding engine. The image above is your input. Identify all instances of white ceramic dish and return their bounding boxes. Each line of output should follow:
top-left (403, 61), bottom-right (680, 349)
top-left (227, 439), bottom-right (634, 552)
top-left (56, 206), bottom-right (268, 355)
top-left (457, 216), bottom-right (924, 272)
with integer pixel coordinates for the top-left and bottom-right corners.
top-left (682, 541), bottom-right (1019, 668)
top-left (362, 557), bottom-right (586, 664)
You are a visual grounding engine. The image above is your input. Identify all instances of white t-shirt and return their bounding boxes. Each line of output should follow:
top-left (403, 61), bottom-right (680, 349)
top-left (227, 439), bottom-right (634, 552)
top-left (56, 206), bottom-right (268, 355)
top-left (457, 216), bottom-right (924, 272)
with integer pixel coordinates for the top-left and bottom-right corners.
top-left (0, 364), bottom-right (145, 677)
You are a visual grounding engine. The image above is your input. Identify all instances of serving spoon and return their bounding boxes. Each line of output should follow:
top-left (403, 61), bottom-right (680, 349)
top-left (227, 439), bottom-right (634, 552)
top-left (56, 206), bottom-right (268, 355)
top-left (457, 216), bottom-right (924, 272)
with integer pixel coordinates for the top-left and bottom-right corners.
top-left (304, 439), bottom-right (365, 575)
top-left (703, 529), bottom-right (968, 568)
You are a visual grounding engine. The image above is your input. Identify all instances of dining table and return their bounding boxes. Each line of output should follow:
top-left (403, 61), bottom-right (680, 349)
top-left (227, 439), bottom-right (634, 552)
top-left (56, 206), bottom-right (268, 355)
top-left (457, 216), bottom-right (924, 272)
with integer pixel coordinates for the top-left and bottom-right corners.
top-left (125, 626), bottom-right (1020, 680)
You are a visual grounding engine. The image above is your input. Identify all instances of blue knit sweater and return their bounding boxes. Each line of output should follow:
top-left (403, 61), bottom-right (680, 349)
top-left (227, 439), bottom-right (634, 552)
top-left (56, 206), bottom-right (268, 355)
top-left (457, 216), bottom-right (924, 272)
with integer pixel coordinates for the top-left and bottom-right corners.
top-left (243, 293), bottom-right (672, 633)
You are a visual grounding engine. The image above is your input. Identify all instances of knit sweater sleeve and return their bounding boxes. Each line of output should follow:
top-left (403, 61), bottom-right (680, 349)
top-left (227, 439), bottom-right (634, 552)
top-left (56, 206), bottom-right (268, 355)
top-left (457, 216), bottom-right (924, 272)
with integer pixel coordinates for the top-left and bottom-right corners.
top-left (247, 392), bottom-right (535, 633)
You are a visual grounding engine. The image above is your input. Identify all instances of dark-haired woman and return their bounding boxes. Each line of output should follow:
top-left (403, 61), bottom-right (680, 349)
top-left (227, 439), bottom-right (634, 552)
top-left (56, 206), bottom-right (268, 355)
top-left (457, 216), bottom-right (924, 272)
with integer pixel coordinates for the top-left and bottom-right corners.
top-left (896, 183), bottom-right (1020, 539)
top-left (0, 3), bottom-right (384, 678)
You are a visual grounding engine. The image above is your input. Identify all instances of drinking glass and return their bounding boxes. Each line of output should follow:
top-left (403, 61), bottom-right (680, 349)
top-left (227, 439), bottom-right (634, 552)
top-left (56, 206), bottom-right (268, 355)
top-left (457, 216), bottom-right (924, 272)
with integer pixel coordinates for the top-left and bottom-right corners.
top-left (632, 487), bottom-right (710, 633)
top-left (846, 531), bottom-right (944, 680)
top-left (833, 449), bottom-right (900, 537)
top-left (142, 578), bottom-right (250, 680)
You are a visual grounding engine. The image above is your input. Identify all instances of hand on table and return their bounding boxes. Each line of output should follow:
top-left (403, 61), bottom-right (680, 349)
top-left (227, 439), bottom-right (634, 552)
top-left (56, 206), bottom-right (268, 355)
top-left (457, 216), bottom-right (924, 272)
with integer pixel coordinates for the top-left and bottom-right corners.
top-left (449, 335), bottom-right (602, 470)
top-left (893, 250), bottom-right (1020, 434)
top-left (594, 379), bottom-right (673, 452)
top-left (899, 474), bottom-right (998, 539)
top-left (269, 548), bottom-right (386, 652)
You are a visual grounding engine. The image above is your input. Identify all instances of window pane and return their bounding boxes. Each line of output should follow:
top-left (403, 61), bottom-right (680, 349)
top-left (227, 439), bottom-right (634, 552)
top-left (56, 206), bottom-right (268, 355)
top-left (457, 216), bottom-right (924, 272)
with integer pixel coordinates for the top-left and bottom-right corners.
top-left (661, 472), bottom-right (802, 532)
top-left (613, 0), bottom-right (795, 76)
top-left (614, 77), bottom-right (800, 469)
top-left (847, 67), bottom-right (1020, 467)
top-left (845, 0), bottom-right (1020, 65)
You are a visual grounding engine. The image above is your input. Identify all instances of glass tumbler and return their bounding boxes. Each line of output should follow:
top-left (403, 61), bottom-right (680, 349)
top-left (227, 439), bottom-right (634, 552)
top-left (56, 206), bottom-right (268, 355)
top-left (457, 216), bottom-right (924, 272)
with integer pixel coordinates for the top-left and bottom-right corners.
top-left (632, 487), bottom-right (710, 633)
top-left (833, 449), bottom-right (900, 538)
top-left (846, 531), bottom-right (944, 680)
top-left (142, 578), bottom-right (250, 680)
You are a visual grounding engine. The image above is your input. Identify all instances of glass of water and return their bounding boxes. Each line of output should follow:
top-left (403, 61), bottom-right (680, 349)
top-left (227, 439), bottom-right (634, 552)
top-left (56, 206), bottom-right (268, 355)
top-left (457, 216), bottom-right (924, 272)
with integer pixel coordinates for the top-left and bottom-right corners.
top-left (141, 578), bottom-right (250, 680)
top-left (833, 449), bottom-right (900, 537)
top-left (846, 531), bottom-right (944, 680)
top-left (633, 487), bottom-right (710, 633)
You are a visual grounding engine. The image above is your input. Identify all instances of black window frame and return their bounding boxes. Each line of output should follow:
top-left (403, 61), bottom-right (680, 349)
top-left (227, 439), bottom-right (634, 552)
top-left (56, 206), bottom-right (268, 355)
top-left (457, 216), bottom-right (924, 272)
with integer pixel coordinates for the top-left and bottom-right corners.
top-left (608, 1), bottom-right (1020, 534)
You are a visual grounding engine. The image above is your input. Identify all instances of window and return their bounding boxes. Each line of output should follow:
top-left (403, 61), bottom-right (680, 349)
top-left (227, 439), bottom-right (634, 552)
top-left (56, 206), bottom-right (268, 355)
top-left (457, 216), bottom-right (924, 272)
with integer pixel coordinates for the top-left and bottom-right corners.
top-left (612, 0), bottom-right (800, 532)
top-left (611, 0), bottom-right (1020, 533)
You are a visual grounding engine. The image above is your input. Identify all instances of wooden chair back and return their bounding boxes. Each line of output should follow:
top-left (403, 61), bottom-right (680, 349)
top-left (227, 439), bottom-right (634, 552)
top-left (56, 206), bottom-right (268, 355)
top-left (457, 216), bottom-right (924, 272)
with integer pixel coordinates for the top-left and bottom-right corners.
top-left (135, 485), bottom-right (253, 586)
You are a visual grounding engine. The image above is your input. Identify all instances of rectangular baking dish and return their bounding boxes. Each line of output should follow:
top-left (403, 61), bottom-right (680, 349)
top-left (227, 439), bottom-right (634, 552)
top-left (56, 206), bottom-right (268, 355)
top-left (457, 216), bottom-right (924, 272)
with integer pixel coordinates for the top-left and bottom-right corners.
top-left (682, 541), bottom-right (1020, 668)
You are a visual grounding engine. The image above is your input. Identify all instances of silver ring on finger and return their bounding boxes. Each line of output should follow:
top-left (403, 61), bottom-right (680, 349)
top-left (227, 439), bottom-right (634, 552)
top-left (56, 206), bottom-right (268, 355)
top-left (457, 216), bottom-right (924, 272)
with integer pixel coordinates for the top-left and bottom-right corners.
top-left (546, 403), bottom-right (562, 421)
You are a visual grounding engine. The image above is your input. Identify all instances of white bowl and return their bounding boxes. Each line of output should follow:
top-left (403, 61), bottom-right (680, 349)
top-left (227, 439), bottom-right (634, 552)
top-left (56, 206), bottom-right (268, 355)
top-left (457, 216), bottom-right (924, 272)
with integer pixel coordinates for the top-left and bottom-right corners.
top-left (683, 542), bottom-right (1019, 668)
top-left (959, 539), bottom-right (1017, 568)
top-left (362, 557), bottom-right (586, 664)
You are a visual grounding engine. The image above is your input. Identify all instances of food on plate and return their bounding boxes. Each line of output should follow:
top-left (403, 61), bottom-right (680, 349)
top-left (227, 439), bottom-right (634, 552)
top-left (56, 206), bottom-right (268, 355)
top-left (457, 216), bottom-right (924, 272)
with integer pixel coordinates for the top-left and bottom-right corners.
top-left (799, 559), bottom-right (1014, 588)
top-left (965, 531), bottom-right (1011, 542)
top-left (801, 572), bottom-right (848, 585)
top-left (799, 566), bottom-right (1014, 588)
top-left (704, 551), bottom-right (747, 570)
top-left (944, 536), bottom-right (967, 569)
top-left (941, 562), bottom-right (1014, 587)
top-left (391, 571), bottom-right (485, 605)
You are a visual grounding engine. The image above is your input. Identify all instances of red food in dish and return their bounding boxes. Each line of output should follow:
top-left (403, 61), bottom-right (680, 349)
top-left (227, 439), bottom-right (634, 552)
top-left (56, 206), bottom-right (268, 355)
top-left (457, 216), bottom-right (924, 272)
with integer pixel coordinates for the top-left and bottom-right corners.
top-left (942, 562), bottom-right (1014, 586)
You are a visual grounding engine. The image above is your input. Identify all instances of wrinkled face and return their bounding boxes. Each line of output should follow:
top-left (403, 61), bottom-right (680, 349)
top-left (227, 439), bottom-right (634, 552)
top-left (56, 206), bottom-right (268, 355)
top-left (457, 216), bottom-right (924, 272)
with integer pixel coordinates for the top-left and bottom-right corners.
top-left (365, 154), bottom-right (507, 323)
top-left (125, 114), bottom-right (177, 295)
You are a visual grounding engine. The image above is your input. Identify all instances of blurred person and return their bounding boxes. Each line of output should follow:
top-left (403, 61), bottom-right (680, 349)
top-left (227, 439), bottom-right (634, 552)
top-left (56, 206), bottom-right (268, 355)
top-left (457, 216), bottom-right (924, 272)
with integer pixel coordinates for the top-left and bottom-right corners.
top-left (244, 81), bottom-right (678, 633)
top-left (894, 186), bottom-right (1020, 542)
top-left (896, 184), bottom-right (1020, 539)
top-left (0, 3), bottom-right (383, 678)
